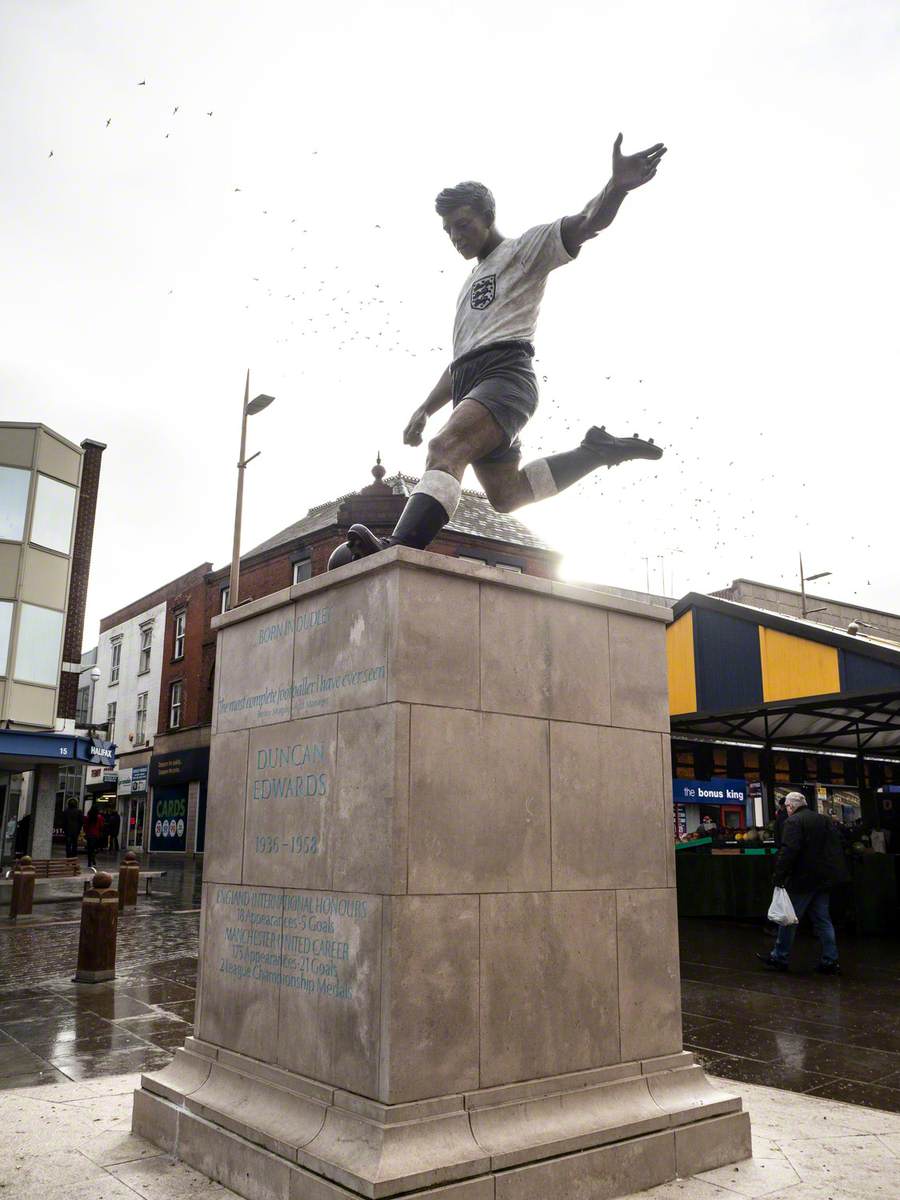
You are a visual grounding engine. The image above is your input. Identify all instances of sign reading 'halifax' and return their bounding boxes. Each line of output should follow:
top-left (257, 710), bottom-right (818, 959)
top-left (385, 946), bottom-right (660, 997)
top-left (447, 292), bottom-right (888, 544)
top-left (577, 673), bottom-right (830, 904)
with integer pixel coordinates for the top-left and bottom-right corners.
top-left (673, 778), bottom-right (748, 805)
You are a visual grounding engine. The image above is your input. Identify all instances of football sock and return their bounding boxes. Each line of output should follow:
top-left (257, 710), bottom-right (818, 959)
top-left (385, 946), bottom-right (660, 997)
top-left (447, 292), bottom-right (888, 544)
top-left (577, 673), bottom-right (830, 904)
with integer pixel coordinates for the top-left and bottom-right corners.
top-left (523, 442), bottom-right (607, 498)
top-left (390, 470), bottom-right (461, 550)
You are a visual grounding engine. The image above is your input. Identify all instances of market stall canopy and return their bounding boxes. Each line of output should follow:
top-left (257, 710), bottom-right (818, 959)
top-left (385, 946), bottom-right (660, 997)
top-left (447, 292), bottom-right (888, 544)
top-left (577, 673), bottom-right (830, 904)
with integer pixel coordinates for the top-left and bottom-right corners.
top-left (667, 594), bottom-right (900, 757)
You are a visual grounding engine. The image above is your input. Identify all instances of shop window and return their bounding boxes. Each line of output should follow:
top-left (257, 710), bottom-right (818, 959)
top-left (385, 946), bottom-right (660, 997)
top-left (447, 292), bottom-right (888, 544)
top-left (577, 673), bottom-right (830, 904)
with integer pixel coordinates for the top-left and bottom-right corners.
top-left (110, 638), bottom-right (122, 685)
top-left (13, 603), bottom-right (64, 686)
top-left (292, 559), bottom-right (312, 585)
top-left (0, 466), bottom-right (30, 541)
top-left (138, 624), bottom-right (152, 674)
top-left (31, 474), bottom-right (77, 555)
top-left (135, 692), bottom-right (148, 745)
top-left (173, 611), bottom-right (186, 660)
top-left (106, 701), bottom-right (117, 744)
top-left (169, 680), bottom-right (183, 729)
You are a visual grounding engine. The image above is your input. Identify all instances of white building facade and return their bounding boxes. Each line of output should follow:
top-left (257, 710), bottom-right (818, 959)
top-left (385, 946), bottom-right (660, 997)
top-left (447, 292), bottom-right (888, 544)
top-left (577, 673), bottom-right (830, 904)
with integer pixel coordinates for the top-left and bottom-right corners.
top-left (92, 598), bottom-right (166, 849)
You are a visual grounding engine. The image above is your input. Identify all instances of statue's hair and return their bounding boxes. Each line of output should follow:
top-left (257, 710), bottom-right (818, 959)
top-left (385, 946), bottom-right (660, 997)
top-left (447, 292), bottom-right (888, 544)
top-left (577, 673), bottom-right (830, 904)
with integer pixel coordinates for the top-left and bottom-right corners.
top-left (435, 181), bottom-right (495, 225)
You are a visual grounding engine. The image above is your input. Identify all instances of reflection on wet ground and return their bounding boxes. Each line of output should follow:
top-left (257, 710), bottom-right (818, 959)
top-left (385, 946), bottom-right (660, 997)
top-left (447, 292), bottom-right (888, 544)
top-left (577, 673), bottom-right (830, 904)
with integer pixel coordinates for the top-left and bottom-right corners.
top-left (0, 853), bottom-right (200, 1089)
top-left (3, 855), bottom-right (900, 1111)
top-left (680, 916), bottom-right (900, 1112)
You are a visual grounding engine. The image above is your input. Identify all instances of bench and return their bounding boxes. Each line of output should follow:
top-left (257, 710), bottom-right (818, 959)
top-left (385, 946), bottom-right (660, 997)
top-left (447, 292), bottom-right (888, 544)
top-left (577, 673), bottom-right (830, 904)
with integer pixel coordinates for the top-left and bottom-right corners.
top-left (15, 857), bottom-right (81, 877)
top-left (1, 868), bottom-right (168, 903)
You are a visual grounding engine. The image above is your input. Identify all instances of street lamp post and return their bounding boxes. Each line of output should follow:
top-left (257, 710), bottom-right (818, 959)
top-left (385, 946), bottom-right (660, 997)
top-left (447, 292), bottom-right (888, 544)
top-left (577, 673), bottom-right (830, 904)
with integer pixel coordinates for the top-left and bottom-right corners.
top-left (799, 553), bottom-right (832, 619)
top-left (229, 371), bottom-right (275, 611)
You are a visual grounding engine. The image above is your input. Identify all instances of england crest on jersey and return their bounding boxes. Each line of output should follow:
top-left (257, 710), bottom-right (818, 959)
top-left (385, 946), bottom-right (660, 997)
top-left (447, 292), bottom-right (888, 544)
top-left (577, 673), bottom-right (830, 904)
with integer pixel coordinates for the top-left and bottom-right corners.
top-left (470, 274), bottom-right (496, 310)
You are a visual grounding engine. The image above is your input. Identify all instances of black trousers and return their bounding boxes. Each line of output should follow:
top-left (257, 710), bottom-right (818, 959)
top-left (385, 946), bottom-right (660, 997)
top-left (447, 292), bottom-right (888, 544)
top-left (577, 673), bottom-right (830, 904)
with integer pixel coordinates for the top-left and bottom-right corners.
top-left (65, 835), bottom-right (79, 858)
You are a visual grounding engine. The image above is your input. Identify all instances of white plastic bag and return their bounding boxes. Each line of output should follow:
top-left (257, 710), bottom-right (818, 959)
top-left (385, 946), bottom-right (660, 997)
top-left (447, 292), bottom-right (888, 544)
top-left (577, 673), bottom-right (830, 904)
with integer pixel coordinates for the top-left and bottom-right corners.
top-left (768, 886), bottom-right (798, 927)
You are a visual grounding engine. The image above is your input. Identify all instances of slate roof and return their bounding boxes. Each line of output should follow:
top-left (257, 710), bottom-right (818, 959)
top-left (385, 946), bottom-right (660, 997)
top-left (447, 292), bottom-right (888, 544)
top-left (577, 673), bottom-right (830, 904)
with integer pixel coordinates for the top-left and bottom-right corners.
top-left (243, 474), bottom-right (554, 559)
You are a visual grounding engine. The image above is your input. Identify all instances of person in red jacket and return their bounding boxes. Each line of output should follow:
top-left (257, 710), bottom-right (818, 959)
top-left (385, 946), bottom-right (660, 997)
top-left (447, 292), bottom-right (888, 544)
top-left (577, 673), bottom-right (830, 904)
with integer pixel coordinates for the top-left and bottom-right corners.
top-left (83, 804), bottom-right (105, 869)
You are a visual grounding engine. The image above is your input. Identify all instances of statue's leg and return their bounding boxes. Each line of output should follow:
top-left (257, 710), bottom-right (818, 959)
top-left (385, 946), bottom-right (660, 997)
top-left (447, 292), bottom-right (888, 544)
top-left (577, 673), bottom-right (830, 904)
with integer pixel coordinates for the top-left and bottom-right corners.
top-left (474, 427), bottom-right (664, 513)
top-left (329, 399), bottom-right (506, 570)
top-left (387, 399), bottom-right (504, 549)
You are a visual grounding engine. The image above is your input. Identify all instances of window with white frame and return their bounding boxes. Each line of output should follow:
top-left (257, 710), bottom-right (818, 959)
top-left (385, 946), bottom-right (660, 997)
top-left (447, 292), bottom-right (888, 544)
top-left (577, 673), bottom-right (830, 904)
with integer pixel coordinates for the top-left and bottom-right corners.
top-left (173, 611), bottom-right (186, 659)
top-left (220, 586), bottom-right (230, 613)
top-left (135, 692), bottom-right (148, 744)
top-left (292, 558), bottom-right (312, 585)
top-left (110, 638), bottom-right (122, 684)
top-left (138, 624), bottom-right (152, 674)
top-left (169, 680), bottom-right (183, 729)
top-left (495, 563), bottom-right (524, 573)
top-left (106, 701), bottom-right (117, 744)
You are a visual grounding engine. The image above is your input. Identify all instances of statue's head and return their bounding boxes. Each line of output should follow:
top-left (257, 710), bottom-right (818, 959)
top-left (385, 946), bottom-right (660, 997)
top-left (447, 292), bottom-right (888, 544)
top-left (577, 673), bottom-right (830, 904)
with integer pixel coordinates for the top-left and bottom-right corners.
top-left (435, 182), bottom-right (496, 260)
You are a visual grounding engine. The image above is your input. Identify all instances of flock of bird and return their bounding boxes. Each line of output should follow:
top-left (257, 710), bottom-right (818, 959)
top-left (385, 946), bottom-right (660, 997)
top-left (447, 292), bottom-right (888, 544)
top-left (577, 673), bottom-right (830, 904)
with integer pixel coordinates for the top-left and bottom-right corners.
top-left (42, 80), bottom-right (876, 602)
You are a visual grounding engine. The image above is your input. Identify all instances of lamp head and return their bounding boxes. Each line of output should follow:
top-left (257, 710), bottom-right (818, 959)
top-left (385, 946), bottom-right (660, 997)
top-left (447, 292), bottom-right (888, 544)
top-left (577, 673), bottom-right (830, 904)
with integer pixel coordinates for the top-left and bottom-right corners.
top-left (246, 393), bottom-right (275, 415)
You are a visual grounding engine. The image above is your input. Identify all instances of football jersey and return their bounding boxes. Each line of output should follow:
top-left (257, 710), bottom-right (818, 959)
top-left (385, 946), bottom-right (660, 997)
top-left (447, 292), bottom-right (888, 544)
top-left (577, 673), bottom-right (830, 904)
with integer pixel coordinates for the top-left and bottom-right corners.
top-left (451, 218), bottom-right (577, 361)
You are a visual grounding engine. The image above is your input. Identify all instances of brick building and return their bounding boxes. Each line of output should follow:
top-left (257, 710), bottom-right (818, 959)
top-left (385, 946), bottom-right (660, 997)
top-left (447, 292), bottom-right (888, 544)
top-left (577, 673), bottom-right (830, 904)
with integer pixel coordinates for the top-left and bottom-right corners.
top-left (102, 463), bottom-right (559, 856)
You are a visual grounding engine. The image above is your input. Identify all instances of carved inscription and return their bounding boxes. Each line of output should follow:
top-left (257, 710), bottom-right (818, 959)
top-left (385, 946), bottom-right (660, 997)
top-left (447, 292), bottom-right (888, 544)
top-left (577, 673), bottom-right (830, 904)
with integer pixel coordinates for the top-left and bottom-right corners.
top-left (213, 886), bottom-right (371, 1001)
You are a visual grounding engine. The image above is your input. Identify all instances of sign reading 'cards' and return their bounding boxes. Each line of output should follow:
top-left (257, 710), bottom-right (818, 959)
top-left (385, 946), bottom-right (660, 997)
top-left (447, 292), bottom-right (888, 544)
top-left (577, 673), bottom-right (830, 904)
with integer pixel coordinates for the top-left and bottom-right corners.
top-left (150, 791), bottom-right (188, 851)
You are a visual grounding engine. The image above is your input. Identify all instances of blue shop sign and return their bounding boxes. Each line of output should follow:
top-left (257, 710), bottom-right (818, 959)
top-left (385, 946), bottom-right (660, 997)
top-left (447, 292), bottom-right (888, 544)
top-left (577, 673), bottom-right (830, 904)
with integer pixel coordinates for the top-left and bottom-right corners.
top-left (0, 729), bottom-right (118, 765)
top-left (673, 778), bottom-right (748, 805)
top-left (89, 739), bottom-right (116, 766)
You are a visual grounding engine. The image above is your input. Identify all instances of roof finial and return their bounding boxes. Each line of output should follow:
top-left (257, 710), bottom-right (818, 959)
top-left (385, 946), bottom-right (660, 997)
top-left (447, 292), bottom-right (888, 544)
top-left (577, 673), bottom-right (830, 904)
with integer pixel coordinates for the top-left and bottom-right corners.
top-left (372, 452), bottom-right (386, 483)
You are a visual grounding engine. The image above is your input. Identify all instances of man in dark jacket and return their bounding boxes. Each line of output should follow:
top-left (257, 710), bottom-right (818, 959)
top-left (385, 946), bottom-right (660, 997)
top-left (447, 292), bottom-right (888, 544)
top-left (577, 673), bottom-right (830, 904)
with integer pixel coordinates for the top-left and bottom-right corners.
top-left (758, 791), bottom-right (849, 974)
top-left (62, 799), bottom-right (82, 859)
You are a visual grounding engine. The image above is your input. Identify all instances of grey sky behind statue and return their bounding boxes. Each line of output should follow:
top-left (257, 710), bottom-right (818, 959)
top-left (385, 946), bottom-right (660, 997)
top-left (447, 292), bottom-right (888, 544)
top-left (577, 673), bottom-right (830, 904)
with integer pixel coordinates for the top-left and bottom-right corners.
top-left (2, 1), bottom-right (898, 636)
top-left (330, 135), bottom-right (668, 568)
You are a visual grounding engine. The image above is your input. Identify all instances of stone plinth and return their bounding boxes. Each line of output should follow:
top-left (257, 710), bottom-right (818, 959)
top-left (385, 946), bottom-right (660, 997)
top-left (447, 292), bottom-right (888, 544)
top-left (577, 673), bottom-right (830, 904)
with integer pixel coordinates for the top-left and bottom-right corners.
top-left (134, 548), bottom-right (750, 1199)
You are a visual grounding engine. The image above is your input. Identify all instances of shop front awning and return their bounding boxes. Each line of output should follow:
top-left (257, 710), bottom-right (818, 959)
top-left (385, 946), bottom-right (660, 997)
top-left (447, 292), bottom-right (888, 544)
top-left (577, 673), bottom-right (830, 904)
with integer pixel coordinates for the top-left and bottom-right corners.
top-left (0, 729), bottom-right (117, 774)
top-left (667, 593), bottom-right (900, 760)
top-left (671, 688), bottom-right (900, 756)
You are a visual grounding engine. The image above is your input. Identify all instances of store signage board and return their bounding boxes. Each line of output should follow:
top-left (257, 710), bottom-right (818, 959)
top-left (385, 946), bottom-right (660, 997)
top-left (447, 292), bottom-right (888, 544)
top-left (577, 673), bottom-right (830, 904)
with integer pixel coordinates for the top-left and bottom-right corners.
top-left (149, 747), bottom-right (209, 786)
top-left (89, 738), bottom-right (116, 766)
top-left (673, 778), bottom-right (748, 805)
top-left (149, 788), bottom-right (188, 851)
top-left (117, 768), bottom-right (133, 796)
top-left (131, 765), bottom-right (149, 793)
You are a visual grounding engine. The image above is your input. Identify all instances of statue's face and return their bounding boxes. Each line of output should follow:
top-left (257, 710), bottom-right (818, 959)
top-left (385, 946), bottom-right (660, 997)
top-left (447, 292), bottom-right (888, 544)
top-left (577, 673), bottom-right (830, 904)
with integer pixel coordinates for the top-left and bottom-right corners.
top-left (441, 204), bottom-right (492, 260)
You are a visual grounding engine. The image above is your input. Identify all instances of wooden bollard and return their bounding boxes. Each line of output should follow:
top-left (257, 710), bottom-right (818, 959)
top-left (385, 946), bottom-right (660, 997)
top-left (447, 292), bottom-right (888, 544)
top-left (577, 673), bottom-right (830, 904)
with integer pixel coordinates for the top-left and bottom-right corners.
top-left (73, 871), bottom-right (118, 983)
top-left (118, 851), bottom-right (140, 910)
top-left (9, 856), bottom-right (36, 919)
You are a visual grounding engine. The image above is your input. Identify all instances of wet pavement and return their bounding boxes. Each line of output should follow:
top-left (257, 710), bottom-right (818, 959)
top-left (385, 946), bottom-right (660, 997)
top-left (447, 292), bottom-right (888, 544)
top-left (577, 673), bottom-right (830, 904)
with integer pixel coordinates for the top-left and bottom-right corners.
top-left (0, 853), bottom-right (200, 1089)
top-left (681, 916), bottom-right (900, 1112)
top-left (2, 854), bottom-right (900, 1113)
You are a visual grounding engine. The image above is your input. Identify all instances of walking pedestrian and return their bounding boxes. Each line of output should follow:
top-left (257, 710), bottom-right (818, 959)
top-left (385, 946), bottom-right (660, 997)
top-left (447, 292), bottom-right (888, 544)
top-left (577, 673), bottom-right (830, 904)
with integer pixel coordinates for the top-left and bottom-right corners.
top-left (63, 799), bottom-right (82, 859)
top-left (757, 791), bottom-right (849, 974)
top-left (105, 808), bottom-right (121, 852)
top-left (83, 803), bottom-right (105, 870)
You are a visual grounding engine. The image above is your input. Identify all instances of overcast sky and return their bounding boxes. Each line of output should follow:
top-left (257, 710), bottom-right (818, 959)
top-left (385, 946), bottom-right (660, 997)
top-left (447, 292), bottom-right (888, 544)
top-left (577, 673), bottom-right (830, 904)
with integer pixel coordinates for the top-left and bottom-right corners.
top-left (2, 0), bottom-right (898, 648)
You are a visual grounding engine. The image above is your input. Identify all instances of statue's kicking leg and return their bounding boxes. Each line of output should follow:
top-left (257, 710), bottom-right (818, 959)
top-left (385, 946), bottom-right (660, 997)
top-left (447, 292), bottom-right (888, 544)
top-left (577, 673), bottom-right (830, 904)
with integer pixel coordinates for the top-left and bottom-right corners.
top-left (328, 400), bottom-right (505, 568)
top-left (475, 425), bottom-right (663, 513)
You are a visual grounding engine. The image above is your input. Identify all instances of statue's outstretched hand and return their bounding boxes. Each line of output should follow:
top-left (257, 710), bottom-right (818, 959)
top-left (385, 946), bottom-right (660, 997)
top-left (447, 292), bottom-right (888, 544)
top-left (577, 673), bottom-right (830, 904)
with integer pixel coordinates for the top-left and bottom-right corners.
top-left (403, 406), bottom-right (428, 446)
top-left (611, 133), bottom-right (667, 191)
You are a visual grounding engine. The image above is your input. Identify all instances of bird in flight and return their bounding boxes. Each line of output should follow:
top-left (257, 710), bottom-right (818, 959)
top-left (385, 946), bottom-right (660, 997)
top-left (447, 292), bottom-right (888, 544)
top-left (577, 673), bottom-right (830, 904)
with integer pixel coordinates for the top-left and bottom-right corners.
top-left (173, 105), bottom-right (179, 115)
top-left (206, 111), bottom-right (213, 116)
top-left (137, 79), bottom-right (146, 86)
top-left (106, 118), bottom-right (111, 127)
top-left (48, 150), bottom-right (54, 158)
